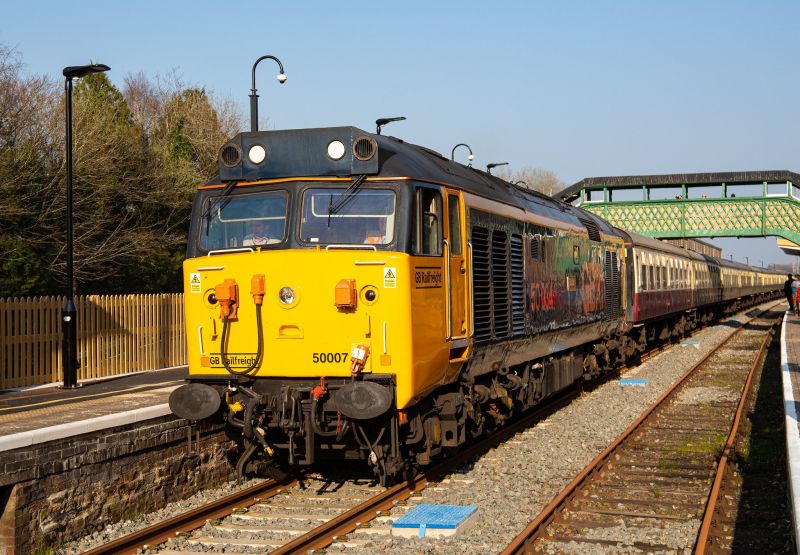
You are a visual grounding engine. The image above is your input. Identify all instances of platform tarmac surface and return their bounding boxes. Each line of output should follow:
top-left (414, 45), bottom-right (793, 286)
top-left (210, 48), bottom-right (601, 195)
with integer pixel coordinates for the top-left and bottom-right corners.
top-left (781, 308), bottom-right (800, 553)
top-left (0, 366), bottom-right (186, 439)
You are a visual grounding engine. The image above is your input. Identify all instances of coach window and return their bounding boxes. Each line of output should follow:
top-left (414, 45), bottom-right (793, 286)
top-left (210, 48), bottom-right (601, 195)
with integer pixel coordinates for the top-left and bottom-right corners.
top-left (641, 264), bottom-right (647, 291)
top-left (413, 188), bottom-right (442, 256)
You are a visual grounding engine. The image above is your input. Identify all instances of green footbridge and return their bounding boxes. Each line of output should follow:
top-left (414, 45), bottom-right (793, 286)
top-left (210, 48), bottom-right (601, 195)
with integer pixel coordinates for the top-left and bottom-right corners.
top-left (558, 171), bottom-right (800, 249)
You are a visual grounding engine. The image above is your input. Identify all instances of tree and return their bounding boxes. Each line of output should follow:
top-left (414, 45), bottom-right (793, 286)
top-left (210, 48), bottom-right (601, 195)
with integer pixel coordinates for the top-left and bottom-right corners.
top-left (0, 45), bottom-right (62, 296)
top-left (0, 45), bottom-right (243, 297)
top-left (495, 166), bottom-right (565, 197)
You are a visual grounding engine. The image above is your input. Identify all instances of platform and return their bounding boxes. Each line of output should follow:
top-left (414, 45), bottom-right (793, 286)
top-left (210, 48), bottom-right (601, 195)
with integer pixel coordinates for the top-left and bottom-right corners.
top-left (0, 365), bottom-right (236, 555)
top-left (0, 366), bottom-right (186, 450)
top-left (780, 308), bottom-right (800, 553)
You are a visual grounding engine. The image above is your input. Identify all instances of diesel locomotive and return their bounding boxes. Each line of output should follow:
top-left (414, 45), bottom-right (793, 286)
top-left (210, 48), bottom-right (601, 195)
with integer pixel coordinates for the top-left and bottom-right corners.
top-left (169, 125), bottom-right (783, 483)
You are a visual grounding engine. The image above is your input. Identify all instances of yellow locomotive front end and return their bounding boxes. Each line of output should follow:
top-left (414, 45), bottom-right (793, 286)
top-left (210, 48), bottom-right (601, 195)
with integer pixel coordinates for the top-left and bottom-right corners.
top-left (171, 127), bottom-right (465, 483)
top-left (185, 247), bottom-right (416, 401)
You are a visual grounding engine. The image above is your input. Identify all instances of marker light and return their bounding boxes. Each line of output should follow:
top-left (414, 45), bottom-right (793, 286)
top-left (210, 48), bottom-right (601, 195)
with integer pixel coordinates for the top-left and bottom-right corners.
top-left (248, 144), bottom-right (267, 164)
top-left (327, 140), bottom-right (346, 160)
top-left (278, 287), bottom-right (295, 305)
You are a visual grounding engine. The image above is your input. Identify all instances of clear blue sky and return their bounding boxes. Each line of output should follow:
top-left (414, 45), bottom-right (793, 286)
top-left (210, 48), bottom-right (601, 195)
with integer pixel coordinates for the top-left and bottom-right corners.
top-left (3, 0), bottom-right (798, 266)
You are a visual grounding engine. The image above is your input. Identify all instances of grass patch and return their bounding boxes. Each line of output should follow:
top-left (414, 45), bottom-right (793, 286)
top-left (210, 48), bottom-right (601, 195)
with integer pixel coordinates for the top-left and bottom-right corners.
top-left (677, 432), bottom-right (727, 457)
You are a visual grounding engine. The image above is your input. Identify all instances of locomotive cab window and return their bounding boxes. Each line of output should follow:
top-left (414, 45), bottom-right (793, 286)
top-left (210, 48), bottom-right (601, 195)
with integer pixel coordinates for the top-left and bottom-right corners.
top-left (447, 195), bottom-right (462, 255)
top-left (300, 188), bottom-right (396, 246)
top-left (412, 188), bottom-right (442, 256)
top-left (200, 190), bottom-right (288, 251)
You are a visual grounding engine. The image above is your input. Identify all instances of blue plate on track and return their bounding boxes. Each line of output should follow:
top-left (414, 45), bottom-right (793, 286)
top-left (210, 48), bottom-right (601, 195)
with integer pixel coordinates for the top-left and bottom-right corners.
top-left (619, 378), bottom-right (648, 386)
top-left (392, 504), bottom-right (478, 530)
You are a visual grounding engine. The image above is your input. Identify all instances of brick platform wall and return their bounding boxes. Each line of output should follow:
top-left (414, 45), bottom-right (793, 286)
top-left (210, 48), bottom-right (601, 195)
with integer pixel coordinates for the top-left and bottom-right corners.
top-left (0, 415), bottom-right (236, 555)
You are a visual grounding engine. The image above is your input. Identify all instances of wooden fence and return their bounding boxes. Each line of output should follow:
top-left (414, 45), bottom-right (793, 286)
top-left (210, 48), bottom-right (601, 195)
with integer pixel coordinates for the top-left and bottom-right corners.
top-left (0, 294), bottom-right (186, 389)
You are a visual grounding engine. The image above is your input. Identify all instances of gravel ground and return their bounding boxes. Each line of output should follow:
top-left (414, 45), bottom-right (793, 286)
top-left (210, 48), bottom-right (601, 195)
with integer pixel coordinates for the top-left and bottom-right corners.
top-left (55, 477), bottom-right (268, 554)
top-left (341, 304), bottom-right (775, 554)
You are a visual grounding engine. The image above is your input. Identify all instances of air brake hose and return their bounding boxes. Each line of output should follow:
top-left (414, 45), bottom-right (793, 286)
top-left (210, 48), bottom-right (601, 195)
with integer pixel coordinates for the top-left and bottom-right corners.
top-left (220, 302), bottom-right (264, 376)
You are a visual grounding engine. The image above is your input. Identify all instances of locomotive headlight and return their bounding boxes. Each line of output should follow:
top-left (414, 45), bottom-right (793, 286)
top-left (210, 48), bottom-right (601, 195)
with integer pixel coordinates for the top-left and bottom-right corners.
top-left (278, 287), bottom-right (296, 305)
top-left (248, 144), bottom-right (267, 164)
top-left (327, 140), bottom-right (346, 160)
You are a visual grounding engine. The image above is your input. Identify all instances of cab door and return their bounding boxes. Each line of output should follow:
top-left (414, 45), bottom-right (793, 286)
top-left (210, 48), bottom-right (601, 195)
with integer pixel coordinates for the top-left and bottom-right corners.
top-left (443, 189), bottom-right (469, 360)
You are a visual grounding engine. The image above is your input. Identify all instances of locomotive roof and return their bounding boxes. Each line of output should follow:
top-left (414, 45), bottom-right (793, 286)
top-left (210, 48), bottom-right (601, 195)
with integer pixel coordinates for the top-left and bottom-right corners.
top-left (210, 126), bottom-right (620, 239)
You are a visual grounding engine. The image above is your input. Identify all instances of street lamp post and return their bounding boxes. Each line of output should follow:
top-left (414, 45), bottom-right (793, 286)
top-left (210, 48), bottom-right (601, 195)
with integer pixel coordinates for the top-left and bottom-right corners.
top-left (451, 143), bottom-right (474, 166)
top-left (486, 162), bottom-right (508, 175)
top-left (249, 55), bottom-right (286, 132)
top-left (61, 63), bottom-right (110, 389)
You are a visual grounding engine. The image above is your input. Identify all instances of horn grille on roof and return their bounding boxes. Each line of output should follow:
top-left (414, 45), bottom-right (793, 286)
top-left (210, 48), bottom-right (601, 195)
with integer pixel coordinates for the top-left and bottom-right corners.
top-left (353, 136), bottom-right (377, 161)
top-left (220, 143), bottom-right (242, 167)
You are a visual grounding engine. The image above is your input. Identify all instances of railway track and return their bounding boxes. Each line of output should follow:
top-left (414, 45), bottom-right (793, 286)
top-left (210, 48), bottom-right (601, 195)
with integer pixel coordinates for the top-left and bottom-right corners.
top-left (81, 306), bottom-right (770, 555)
top-left (83, 389), bottom-right (578, 554)
top-left (501, 303), bottom-right (781, 555)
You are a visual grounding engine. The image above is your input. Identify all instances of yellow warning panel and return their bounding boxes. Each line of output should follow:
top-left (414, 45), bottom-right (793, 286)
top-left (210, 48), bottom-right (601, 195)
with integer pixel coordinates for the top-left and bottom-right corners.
top-left (190, 272), bottom-right (201, 293)
top-left (383, 267), bottom-right (397, 288)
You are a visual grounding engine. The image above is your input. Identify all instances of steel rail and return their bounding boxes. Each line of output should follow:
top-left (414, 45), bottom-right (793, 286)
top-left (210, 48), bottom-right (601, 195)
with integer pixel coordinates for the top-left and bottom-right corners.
top-left (500, 302), bottom-right (782, 555)
top-left (270, 389), bottom-right (580, 554)
top-left (694, 320), bottom-right (775, 554)
top-left (81, 476), bottom-right (298, 555)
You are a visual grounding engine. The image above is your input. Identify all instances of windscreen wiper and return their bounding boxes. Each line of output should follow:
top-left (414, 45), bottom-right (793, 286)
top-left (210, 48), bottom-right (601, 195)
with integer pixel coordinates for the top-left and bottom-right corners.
top-left (201, 181), bottom-right (237, 233)
top-left (328, 174), bottom-right (366, 217)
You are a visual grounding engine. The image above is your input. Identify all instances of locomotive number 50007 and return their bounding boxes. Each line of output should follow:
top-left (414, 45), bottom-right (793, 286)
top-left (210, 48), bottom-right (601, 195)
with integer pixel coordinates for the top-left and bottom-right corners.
top-left (312, 352), bottom-right (349, 364)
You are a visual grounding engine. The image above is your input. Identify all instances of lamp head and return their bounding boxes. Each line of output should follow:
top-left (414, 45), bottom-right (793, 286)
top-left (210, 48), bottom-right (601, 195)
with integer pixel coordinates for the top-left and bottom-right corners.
top-left (63, 64), bottom-right (110, 80)
top-left (468, 154), bottom-right (475, 161)
top-left (277, 73), bottom-right (287, 84)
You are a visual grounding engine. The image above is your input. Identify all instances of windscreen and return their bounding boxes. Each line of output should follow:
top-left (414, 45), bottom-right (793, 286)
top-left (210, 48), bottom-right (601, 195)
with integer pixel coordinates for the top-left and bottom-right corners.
top-left (300, 188), bottom-right (396, 245)
top-left (199, 190), bottom-right (288, 251)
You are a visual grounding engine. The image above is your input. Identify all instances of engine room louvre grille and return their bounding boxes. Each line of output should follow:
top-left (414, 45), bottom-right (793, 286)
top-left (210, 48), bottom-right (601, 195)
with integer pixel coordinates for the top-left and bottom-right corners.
top-left (471, 227), bottom-right (492, 341)
top-left (530, 236), bottom-right (540, 260)
top-left (491, 229), bottom-right (510, 338)
top-left (604, 250), bottom-right (620, 321)
top-left (611, 251), bottom-right (620, 319)
top-left (578, 215), bottom-right (602, 242)
top-left (510, 234), bottom-right (525, 336)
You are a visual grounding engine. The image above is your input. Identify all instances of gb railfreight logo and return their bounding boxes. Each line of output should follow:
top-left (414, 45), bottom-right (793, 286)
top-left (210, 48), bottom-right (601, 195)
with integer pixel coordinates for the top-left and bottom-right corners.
top-left (414, 267), bottom-right (442, 289)
top-left (210, 353), bottom-right (258, 368)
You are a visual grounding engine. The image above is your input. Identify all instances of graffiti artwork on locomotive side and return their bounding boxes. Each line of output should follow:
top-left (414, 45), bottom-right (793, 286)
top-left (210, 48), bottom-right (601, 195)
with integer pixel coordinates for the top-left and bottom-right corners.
top-left (527, 230), bottom-right (605, 333)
